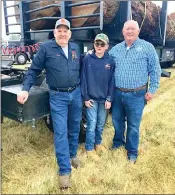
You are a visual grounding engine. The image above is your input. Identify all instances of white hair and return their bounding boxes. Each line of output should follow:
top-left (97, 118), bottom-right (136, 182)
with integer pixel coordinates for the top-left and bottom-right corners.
top-left (123, 20), bottom-right (140, 30)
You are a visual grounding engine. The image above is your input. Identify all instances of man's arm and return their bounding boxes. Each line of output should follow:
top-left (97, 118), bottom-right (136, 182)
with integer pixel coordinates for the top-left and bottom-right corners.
top-left (146, 43), bottom-right (161, 100)
top-left (108, 46), bottom-right (116, 58)
top-left (107, 59), bottom-right (115, 102)
top-left (81, 57), bottom-right (90, 101)
top-left (80, 56), bottom-right (94, 108)
top-left (17, 45), bottom-right (46, 104)
top-left (22, 45), bottom-right (46, 91)
top-left (105, 59), bottom-right (115, 109)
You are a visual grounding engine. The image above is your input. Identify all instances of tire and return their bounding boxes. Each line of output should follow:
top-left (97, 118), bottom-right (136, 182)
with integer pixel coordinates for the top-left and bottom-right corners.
top-left (43, 113), bottom-right (87, 143)
top-left (35, 74), bottom-right (46, 86)
top-left (168, 61), bottom-right (175, 67)
top-left (1, 115), bottom-right (4, 123)
top-left (79, 120), bottom-right (86, 143)
top-left (15, 52), bottom-right (28, 65)
top-left (44, 115), bottom-right (53, 132)
top-left (30, 52), bottom-right (37, 60)
top-left (79, 106), bottom-right (87, 143)
top-left (160, 61), bottom-right (174, 68)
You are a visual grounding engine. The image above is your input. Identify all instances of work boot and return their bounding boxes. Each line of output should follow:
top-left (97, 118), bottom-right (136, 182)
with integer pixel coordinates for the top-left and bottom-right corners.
top-left (95, 144), bottom-right (107, 154)
top-left (71, 157), bottom-right (80, 169)
top-left (109, 144), bottom-right (125, 151)
top-left (127, 154), bottom-right (137, 164)
top-left (128, 159), bottom-right (136, 164)
top-left (86, 150), bottom-right (100, 161)
top-left (59, 174), bottom-right (71, 189)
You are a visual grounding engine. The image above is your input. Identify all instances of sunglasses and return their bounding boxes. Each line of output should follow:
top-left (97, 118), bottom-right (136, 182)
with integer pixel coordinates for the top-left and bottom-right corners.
top-left (94, 42), bottom-right (106, 47)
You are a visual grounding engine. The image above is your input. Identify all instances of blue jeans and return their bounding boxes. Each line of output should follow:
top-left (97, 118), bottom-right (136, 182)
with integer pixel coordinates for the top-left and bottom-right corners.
top-left (49, 86), bottom-right (82, 175)
top-left (85, 101), bottom-right (107, 151)
top-left (112, 88), bottom-right (146, 160)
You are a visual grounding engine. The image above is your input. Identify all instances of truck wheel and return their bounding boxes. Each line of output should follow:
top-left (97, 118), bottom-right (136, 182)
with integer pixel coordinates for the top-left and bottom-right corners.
top-left (1, 115), bottom-right (4, 123)
top-left (44, 115), bottom-right (53, 132)
top-left (15, 52), bottom-right (28, 65)
top-left (79, 106), bottom-right (87, 143)
top-left (168, 61), bottom-right (174, 67)
top-left (79, 120), bottom-right (86, 143)
top-left (30, 52), bottom-right (36, 60)
top-left (43, 114), bottom-right (86, 143)
top-left (161, 61), bottom-right (174, 68)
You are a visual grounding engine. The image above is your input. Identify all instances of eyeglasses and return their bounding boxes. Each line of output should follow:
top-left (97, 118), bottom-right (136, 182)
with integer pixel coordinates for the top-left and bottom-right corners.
top-left (94, 42), bottom-right (106, 47)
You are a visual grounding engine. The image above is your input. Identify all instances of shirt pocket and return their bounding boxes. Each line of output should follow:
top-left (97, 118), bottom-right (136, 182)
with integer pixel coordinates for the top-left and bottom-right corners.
top-left (71, 57), bottom-right (80, 71)
top-left (47, 50), bottom-right (62, 59)
top-left (46, 52), bottom-right (66, 71)
top-left (131, 52), bottom-right (147, 63)
top-left (131, 55), bottom-right (147, 70)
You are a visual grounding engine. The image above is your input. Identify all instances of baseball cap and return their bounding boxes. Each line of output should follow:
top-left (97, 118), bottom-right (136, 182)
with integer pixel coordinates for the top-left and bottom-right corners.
top-left (55, 18), bottom-right (70, 29)
top-left (94, 33), bottom-right (109, 44)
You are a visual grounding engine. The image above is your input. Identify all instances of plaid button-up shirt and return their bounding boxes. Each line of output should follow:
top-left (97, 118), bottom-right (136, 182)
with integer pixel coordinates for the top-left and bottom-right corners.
top-left (109, 38), bottom-right (161, 94)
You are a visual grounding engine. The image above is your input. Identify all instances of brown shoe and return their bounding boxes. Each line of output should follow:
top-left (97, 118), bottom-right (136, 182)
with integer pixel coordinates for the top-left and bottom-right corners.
top-left (86, 150), bottom-right (100, 161)
top-left (95, 144), bottom-right (107, 153)
top-left (59, 174), bottom-right (71, 189)
top-left (71, 157), bottom-right (80, 169)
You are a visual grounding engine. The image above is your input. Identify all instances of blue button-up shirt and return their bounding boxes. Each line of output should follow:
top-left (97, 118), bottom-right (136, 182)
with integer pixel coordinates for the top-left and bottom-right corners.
top-left (109, 38), bottom-right (161, 94)
top-left (22, 39), bottom-right (80, 91)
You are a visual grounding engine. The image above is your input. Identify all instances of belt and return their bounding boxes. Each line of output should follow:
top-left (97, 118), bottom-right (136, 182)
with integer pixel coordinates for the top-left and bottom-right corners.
top-left (116, 85), bottom-right (147, 92)
top-left (50, 86), bottom-right (77, 92)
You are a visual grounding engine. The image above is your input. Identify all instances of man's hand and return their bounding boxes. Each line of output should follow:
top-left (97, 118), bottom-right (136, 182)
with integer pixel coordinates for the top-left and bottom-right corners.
top-left (145, 92), bottom-right (153, 101)
top-left (85, 99), bottom-right (94, 108)
top-left (105, 100), bottom-right (111, 109)
top-left (86, 49), bottom-right (93, 55)
top-left (17, 91), bottom-right (29, 104)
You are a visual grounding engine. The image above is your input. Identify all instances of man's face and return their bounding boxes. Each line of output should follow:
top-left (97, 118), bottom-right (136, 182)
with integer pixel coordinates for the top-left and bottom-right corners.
top-left (94, 40), bottom-right (108, 55)
top-left (122, 22), bottom-right (140, 43)
top-left (54, 25), bottom-right (71, 45)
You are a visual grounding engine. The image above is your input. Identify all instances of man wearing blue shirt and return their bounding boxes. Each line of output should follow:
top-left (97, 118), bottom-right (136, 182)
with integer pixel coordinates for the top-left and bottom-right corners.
top-left (17, 18), bottom-right (82, 189)
top-left (109, 20), bottom-right (161, 163)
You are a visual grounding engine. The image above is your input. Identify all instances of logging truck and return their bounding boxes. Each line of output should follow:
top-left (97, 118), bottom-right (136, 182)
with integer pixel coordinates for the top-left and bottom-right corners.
top-left (1, 1), bottom-right (174, 141)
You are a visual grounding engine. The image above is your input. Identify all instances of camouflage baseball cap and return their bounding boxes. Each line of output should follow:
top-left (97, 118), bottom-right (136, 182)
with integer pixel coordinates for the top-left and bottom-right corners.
top-left (55, 18), bottom-right (70, 29)
top-left (94, 33), bottom-right (109, 44)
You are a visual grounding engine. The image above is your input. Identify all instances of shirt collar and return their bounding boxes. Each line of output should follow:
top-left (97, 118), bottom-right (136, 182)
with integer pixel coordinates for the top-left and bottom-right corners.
top-left (91, 51), bottom-right (109, 59)
top-left (124, 38), bottom-right (140, 48)
top-left (51, 39), bottom-right (73, 50)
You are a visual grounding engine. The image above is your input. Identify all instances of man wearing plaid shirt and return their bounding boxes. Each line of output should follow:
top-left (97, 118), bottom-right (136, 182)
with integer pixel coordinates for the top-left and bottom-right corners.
top-left (109, 20), bottom-right (161, 163)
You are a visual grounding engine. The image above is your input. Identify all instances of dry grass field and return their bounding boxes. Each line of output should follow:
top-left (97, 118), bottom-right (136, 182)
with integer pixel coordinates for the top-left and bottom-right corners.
top-left (1, 65), bottom-right (175, 194)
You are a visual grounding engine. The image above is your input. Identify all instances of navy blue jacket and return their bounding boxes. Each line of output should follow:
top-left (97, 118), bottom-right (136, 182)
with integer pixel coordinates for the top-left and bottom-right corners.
top-left (81, 52), bottom-right (115, 102)
top-left (22, 39), bottom-right (80, 91)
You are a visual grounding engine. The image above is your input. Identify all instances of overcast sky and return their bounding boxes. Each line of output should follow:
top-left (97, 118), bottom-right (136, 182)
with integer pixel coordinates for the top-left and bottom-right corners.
top-left (1, 1), bottom-right (175, 40)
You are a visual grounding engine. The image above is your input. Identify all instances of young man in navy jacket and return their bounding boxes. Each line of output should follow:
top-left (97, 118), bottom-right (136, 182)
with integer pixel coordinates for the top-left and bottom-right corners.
top-left (81, 33), bottom-right (115, 159)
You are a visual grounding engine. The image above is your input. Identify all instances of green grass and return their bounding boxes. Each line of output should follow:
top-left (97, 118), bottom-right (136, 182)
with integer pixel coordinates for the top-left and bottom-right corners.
top-left (1, 66), bottom-right (175, 194)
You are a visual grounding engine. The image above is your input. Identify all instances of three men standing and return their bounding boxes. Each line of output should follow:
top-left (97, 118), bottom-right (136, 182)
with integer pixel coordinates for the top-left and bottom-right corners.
top-left (17, 18), bottom-right (161, 188)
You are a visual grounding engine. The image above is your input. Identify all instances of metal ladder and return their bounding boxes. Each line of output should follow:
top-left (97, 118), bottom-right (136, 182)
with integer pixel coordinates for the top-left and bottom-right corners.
top-left (3, 0), bottom-right (21, 35)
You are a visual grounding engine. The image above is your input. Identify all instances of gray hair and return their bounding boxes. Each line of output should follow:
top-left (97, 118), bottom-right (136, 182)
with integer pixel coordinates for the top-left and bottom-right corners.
top-left (123, 20), bottom-right (140, 30)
